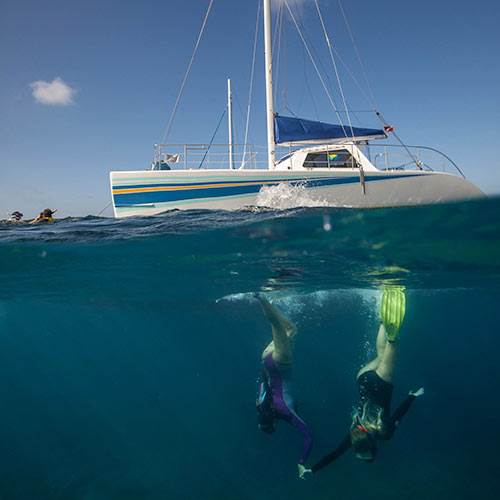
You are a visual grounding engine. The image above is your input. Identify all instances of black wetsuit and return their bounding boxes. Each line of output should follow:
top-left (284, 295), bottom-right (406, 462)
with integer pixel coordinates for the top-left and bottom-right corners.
top-left (312, 370), bottom-right (417, 473)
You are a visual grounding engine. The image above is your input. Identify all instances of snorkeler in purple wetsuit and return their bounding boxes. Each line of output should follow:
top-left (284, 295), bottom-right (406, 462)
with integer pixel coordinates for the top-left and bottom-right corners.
top-left (255, 295), bottom-right (313, 478)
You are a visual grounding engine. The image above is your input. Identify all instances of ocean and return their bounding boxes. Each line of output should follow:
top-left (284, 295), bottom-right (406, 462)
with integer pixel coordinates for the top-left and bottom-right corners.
top-left (1, 197), bottom-right (499, 499)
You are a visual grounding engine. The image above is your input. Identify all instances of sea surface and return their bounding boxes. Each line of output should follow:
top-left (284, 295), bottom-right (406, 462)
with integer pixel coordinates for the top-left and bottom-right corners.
top-left (1, 197), bottom-right (500, 499)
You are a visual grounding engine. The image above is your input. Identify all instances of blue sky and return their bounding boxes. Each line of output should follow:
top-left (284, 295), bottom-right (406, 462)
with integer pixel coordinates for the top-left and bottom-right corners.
top-left (1, 0), bottom-right (499, 217)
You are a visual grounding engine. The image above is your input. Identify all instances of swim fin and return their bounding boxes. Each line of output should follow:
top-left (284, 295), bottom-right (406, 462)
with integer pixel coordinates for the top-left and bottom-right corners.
top-left (380, 285), bottom-right (406, 342)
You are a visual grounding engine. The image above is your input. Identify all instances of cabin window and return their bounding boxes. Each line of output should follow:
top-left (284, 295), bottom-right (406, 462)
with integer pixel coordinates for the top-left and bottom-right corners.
top-left (303, 150), bottom-right (358, 168)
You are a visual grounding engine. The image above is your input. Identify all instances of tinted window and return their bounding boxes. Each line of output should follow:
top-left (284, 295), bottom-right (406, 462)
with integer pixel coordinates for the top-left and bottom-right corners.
top-left (303, 150), bottom-right (357, 168)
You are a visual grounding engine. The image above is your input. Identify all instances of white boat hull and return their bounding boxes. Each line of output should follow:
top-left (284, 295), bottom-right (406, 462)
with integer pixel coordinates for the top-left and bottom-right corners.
top-left (109, 169), bottom-right (484, 217)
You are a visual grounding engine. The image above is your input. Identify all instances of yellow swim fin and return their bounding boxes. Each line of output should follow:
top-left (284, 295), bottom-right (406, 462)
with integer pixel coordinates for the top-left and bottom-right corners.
top-left (380, 285), bottom-right (406, 342)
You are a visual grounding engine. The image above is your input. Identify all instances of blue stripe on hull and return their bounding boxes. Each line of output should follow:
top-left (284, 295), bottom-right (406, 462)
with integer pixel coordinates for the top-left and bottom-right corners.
top-left (113, 174), bottom-right (420, 207)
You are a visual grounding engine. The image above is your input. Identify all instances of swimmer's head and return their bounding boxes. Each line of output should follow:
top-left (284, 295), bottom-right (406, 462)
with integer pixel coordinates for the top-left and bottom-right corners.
top-left (350, 425), bottom-right (377, 461)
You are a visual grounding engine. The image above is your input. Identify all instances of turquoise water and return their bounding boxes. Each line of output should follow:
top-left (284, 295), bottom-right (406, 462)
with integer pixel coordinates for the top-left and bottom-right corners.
top-left (1, 198), bottom-right (500, 499)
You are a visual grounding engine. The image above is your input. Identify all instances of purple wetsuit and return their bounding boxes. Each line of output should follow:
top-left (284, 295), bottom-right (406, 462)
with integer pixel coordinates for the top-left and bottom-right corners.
top-left (257, 353), bottom-right (313, 464)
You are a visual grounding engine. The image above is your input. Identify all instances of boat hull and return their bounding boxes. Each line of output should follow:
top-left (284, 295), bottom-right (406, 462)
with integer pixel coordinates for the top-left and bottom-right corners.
top-left (109, 169), bottom-right (484, 217)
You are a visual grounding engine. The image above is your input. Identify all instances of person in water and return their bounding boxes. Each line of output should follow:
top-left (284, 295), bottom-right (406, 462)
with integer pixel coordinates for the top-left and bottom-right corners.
top-left (30, 208), bottom-right (56, 224)
top-left (255, 294), bottom-right (313, 478)
top-left (301, 286), bottom-right (424, 478)
top-left (8, 211), bottom-right (23, 223)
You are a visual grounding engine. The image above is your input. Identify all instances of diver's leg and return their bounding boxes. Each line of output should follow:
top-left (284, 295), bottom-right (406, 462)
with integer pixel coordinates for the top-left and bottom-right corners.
top-left (357, 324), bottom-right (386, 378)
top-left (262, 341), bottom-right (274, 359)
top-left (375, 326), bottom-right (398, 383)
top-left (258, 296), bottom-right (294, 364)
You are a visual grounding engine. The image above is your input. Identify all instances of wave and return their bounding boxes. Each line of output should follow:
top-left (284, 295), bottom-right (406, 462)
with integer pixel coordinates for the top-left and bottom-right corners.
top-left (1, 197), bottom-right (499, 292)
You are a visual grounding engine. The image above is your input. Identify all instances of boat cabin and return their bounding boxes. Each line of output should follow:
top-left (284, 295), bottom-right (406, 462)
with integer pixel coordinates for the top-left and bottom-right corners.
top-left (275, 144), bottom-right (379, 172)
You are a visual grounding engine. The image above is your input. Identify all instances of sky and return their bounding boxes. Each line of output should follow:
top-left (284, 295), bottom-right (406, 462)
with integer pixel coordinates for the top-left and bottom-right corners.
top-left (1, 0), bottom-right (499, 218)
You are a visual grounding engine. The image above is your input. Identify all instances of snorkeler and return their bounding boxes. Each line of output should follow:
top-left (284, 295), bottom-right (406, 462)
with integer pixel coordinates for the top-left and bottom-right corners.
top-left (301, 286), bottom-right (424, 477)
top-left (30, 208), bottom-right (57, 224)
top-left (8, 211), bottom-right (23, 223)
top-left (255, 294), bottom-right (313, 478)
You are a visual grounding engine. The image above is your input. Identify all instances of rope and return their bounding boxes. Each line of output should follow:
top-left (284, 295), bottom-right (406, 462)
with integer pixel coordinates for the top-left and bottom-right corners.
top-left (198, 108), bottom-right (227, 169)
top-left (96, 202), bottom-right (111, 217)
top-left (314, 0), bottom-right (354, 137)
top-left (241, 0), bottom-right (261, 169)
top-left (160, 0), bottom-right (214, 145)
top-left (284, 1), bottom-right (347, 136)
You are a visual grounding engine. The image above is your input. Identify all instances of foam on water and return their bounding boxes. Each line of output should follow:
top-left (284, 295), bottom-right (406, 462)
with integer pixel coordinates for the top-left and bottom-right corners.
top-left (255, 182), bottom-right (331, 209)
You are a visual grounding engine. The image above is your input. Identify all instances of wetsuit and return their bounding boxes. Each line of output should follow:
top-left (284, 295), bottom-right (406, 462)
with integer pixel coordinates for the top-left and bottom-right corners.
top-left (256, 353), bottom-right (313, 465)
top-left (312, 370), bottom-right (417, 473)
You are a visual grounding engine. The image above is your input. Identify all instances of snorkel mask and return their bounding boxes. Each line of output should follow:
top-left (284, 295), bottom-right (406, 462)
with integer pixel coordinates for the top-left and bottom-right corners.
top-left (351, 406), bottom-right (378, 461)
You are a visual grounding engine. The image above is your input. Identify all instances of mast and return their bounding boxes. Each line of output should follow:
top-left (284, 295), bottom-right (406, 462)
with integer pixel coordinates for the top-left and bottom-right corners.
top-left (227, 78), bottom-right (234, 170)
top-left (263, 0), bottom-right (275, 169)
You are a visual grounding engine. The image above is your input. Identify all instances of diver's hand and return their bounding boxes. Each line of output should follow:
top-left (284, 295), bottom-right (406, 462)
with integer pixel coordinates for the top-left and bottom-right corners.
top-left (409, 387), bottom-right (425, 398)
top-left (298, 464), bottom-right (312, 480)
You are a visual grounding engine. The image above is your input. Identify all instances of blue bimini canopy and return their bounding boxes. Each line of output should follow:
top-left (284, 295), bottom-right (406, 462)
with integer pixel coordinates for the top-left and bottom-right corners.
top-left (274, 115), bottom-right (386, 145)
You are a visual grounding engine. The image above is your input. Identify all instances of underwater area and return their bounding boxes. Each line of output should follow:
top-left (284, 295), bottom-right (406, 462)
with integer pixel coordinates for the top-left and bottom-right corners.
top-left (1, 197), bottom-right (500, 499)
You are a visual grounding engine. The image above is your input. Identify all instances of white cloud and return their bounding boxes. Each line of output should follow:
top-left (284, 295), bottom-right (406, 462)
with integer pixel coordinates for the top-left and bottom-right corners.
top-left (30, 77), bottom-right (76, 106)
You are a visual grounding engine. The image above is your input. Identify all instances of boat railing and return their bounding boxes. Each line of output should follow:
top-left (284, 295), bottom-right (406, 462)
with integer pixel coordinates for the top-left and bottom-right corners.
top-left (153, 143), bottom-right (270, 170)
top-left (359, 144), bottom-right (466, 178)
top-left (152, 142), bottom-right (465, 178)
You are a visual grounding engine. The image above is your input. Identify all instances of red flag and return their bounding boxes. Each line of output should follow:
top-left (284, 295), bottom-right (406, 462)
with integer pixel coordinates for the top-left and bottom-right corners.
top-left (384, 125), bottom-right (395, 133)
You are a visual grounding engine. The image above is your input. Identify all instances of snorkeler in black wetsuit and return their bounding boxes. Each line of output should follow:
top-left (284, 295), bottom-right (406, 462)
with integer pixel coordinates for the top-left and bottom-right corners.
top-left (300, 286), bottom-right (424, 477)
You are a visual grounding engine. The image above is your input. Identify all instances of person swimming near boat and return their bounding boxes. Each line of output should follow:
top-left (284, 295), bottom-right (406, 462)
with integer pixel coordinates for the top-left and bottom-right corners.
top-left (255, 294), bottom-right (313, 478)
top-left (30, 208), bottom-right (57, 224)
top-left (8, 211), bottom-right (23, 223)
top-left (300, 286), bottom-right (424, 478)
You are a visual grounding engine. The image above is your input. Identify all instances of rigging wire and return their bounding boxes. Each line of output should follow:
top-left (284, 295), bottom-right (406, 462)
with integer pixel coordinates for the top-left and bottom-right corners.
top-left (274, 2), bottom-right (284, 110)
top-left (284, 0), bottom-right (347, 136)
top-left (337, 0), bottom-right (378, 110)
top-left (375, 111), bottom-right (423, 170)
top-left (295, 10), bottom-right (342, 111)
top-left (272, 0), bottom-right (283, 54)
top-left (302, 44), bottom-right (320, 120)
top-left (336, 0), bottom-right (420, 169)
top-left (331, 49), bottom-right (375, 108)
top-left (314, 0), bottom-right (354, 137)
top-left (273, 3), bottom-right (286, 109)
top-left (241, 0), bottom-right (261, 169)
top-left (160, 0), bottom-right (214, 145)
top-left (198, 108), bottom-right (227, 169)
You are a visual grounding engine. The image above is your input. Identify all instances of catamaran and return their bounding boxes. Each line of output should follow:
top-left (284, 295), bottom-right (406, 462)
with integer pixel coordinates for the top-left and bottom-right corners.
top-left (109, 0), bottom-right (483, 218)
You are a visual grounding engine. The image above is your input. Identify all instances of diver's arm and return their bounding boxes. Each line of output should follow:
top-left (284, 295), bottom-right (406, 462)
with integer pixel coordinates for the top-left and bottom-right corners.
top-left (288, 413), bottom-right (313, 465)
top-left (390, 387), bottom-right (424, 430)
top-left (310, 434), bottom-right (351, 474)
